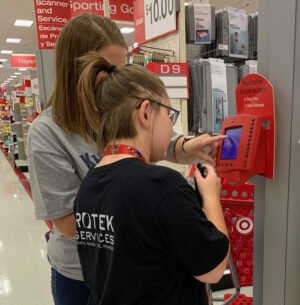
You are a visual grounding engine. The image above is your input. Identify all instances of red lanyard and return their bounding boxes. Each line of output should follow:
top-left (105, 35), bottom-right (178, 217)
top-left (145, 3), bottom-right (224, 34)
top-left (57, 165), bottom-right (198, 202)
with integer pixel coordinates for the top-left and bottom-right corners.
top-left (103, 144), bottom-right (147, 164)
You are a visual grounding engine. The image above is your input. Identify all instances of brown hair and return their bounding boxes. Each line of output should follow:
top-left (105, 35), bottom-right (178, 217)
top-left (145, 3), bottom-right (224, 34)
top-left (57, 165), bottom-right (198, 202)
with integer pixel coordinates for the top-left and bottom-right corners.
top-left (46, 13), bottom-right (126, 140)
top-left (77, 52), bottom-right (167, 153)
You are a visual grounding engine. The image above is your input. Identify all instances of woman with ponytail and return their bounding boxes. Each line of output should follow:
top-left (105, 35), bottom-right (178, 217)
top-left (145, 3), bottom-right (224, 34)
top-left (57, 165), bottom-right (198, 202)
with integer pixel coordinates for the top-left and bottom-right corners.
top-left (28, 13), bottom-right (225, 305)
top-left (75, 53), bottom-right (229, 305)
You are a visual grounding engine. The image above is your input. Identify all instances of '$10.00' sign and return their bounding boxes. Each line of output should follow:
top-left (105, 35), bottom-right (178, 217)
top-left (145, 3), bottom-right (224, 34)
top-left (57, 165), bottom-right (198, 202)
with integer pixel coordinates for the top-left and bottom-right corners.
top-left (144, 0), bottom-right (176, 41)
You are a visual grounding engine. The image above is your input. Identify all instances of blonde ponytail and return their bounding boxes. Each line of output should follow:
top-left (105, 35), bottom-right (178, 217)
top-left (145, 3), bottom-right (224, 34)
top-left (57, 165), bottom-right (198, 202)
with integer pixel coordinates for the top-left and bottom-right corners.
top-left (77, 52), bottom-right (113, 137)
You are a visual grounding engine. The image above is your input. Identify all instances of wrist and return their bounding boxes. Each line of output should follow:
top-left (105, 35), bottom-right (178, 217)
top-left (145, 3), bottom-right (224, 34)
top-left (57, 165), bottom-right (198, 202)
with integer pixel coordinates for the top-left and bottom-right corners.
top-left (202, 194), bottom-right (221, 205)
top-left (181, 135), bottom-right (195, 153)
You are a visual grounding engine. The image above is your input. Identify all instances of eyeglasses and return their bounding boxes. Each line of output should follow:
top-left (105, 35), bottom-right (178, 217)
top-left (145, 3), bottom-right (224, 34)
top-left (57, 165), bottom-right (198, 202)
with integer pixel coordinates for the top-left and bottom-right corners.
top-left (136, 99), bottom-right (180, 126)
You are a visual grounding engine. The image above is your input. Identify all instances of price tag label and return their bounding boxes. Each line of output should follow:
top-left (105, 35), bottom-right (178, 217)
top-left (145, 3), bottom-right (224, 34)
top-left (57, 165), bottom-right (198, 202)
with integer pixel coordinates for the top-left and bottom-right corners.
top-left (144, 0), bottom-right (176, 41)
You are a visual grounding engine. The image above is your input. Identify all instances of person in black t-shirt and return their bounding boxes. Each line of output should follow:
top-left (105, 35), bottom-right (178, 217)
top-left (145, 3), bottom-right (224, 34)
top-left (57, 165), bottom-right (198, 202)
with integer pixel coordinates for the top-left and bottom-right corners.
top-left (75, 52), bottom-right (229, 305)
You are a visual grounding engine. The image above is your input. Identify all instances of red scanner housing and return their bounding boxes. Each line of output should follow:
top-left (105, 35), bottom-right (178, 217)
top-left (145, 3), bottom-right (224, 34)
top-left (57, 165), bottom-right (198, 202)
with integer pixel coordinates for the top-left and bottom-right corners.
top-left (216, 74), bottom-right (275, 184)
top-left (216, 115), bottom-right (266, 184)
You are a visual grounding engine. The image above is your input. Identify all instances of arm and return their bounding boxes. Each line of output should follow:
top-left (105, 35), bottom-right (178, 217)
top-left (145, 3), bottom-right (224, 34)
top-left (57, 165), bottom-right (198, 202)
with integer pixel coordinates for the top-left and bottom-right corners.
top-left (193, 165), bottom-right (229, 283)
top-left (28, 149), bottom-right (80, 237)
top-left (52, 213), bottom-right (77, 237)
top-left (27, 117), bottom-right (85, 238)
top-left (167, 132), bottom-right (226, 165)
top-left (155, 174), bottom-right (229, 284)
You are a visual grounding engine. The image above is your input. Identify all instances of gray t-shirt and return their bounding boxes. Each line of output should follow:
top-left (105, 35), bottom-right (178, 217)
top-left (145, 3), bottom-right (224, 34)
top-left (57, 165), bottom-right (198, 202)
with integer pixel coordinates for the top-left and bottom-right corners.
top-left (28, 107), bottom-right (182, 281)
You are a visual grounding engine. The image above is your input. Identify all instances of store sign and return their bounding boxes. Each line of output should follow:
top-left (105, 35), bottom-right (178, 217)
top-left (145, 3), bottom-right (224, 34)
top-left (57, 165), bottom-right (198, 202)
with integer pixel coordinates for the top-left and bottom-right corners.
top-left (134, 0), bottom-right (176, 44)
top-left (109, 0), bottom-right (134, 21)
top-left (71, 0), bottom-right (134, 20)
top-left (34, 1), bottom-right (134, 49)
top-left (146, 63), bottom-right (189, 99)
top-left (70, 0), bottom-right (104, 17)
top-left (11, 54), bottom-right (36, 68)
top-left (34, 0), bottom-right (71, 49)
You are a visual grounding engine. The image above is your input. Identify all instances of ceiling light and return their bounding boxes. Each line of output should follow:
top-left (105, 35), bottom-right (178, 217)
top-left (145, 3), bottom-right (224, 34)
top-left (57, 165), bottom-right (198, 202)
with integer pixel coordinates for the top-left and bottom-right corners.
top-left (14, 72), bottom-right (21, 75)
top-left (1, 50), bottom-right (13, 54)
top-left (6, 38), bottom-right (21, 44)
top-left (14, 19), bottom-right (34, 27)
top-left (120, 27), bottom-right (135, 34)
top-left (10, 76), bottom-right (17, 78)
top-left (0, 65), bottom-right (3, 68)
top-left (0, 59), bottom-right (8, 62)
top-left (7, 78), bottom-right (13, 81)
top-left (19, 68), bottom-right (27, 71)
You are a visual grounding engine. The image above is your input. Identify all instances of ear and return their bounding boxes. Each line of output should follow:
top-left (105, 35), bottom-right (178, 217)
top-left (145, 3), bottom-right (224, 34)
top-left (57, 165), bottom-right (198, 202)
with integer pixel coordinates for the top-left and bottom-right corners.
top-left (137, 99), bottom-right (152, 129)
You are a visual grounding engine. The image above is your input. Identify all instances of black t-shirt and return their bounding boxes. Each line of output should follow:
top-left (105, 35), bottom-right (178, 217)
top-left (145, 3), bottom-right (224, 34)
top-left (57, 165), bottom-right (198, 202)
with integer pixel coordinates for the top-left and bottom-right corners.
top-left (75, 158), bottom-right (229, 305)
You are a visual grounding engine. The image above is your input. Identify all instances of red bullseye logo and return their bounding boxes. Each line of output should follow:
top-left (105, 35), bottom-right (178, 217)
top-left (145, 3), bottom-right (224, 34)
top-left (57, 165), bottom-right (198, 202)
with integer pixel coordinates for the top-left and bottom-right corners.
top-left (236, 217), bottom-right (253, 235)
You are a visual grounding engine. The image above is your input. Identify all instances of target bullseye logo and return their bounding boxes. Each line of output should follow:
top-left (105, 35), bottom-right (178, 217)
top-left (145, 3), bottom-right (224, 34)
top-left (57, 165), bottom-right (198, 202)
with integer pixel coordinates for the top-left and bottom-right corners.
top-left (236, 217), bottom-right (253, 234)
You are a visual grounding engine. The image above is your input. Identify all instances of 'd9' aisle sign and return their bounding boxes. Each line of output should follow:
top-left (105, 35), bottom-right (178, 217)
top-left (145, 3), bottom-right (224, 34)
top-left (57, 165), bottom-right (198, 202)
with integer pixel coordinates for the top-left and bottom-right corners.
top-left (134, 0), bottom-right (176, 44)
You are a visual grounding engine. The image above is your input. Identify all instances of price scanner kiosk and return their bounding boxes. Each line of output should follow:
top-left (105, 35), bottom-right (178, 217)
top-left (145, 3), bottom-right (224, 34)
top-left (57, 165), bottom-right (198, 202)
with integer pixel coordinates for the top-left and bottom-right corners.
top-left (216, 74), bottom-right (275, 184)
top-left (216, 115), bottom-right (266, 184)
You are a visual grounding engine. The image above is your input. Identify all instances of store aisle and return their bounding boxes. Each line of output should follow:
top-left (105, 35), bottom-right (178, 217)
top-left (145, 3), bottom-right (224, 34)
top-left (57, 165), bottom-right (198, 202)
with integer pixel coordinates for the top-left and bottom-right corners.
top-left (0, 152), bottom-right (53, 305)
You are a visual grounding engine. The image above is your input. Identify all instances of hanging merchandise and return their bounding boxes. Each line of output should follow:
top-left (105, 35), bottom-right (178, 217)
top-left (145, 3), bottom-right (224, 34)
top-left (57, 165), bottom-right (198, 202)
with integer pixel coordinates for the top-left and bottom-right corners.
top-left (127, 46), bottom-right (175, 66)
top-left (210, 58), bottom-right (228, 133)
top-left (253, 13), bottom-right (258, 58)
top-left (192, 0), bottom-right (212, 44)
top-left (215, 9), bottom-right (230, 57)
top-left (185, 3), bottom-right (216, 44)
top-left (227, 7), bottom-right (249, 58)
top-left (239, 60), bottom-right (258, 82)
top-left (188, 59), bottom-right (237, 134)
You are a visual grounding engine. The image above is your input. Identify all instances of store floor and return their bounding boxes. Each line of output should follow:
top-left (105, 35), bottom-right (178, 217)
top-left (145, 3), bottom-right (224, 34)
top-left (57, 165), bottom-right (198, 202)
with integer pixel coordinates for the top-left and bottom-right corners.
top-left (0, 151), bottom-right (53, 305)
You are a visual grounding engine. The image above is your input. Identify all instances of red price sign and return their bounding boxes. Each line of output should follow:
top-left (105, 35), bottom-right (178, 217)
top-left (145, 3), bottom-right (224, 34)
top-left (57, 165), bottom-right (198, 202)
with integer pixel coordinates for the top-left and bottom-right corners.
top-left (134, 0), bottom-right (176, 44)
top-left (146, 62), bottom-right (188, 75)
top-left (147, 63), bottom-right (189, 99)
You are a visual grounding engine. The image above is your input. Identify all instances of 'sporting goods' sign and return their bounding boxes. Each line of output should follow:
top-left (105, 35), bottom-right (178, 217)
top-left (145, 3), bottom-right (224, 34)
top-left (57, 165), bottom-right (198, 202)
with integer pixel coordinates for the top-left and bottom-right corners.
top-left (11, 54), bottom-right (37, 68)
top-left (70, 0), bottom-right (104, 17)
top-left (109, 0), bottom-right (134, 21)
top-left (34, 0), bottom-right (134, 49)
top-left (134, 0), bottom-right (176, 44)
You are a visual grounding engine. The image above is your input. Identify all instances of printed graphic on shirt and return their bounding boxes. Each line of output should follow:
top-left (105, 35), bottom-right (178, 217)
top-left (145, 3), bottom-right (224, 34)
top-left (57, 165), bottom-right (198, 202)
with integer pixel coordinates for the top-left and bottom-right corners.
top-left (76, 212), bottom-right (114, 251)
top-left (79, 153), bottom-right (101, 169)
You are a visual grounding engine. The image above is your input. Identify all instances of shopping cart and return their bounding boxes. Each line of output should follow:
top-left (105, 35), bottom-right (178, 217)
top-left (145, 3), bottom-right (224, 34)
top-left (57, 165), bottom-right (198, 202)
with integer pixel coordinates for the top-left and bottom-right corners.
top-left (208, 183), bottom-right (254, 305)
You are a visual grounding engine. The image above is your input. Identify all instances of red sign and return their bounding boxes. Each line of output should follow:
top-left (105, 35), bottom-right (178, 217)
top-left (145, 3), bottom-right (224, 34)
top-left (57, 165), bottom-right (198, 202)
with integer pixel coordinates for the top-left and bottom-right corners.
top-left (236, 74), bottom-right (275, 179)
top-left (146, 62), bottom-right (189, 99)
top-left (109, 0), bottom-right (134, 21)
top-left (70, 0), bottom-right (104, 17)
top-left (133, 0), bottom-right (146, 44)
top-left (146, 62), bottom-right (188, 75)
top-left (11, 54), bottom-right (36, 68)
top-left (34, 0), bottom-right (71, 49)
top-left (34, 1), bottom-right (134, 49)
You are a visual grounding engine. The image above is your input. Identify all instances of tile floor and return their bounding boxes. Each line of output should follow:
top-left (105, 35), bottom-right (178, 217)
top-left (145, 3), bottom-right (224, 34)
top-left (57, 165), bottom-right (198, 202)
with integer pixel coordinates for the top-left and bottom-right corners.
top-left (0, 151), bottom-right (53, 305)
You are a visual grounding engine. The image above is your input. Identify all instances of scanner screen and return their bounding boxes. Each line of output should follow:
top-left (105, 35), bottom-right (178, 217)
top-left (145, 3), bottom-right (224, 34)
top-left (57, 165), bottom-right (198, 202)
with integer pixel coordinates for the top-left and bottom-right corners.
top-left (221, 127), bottom-right (242, 160)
